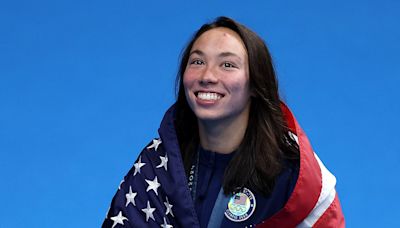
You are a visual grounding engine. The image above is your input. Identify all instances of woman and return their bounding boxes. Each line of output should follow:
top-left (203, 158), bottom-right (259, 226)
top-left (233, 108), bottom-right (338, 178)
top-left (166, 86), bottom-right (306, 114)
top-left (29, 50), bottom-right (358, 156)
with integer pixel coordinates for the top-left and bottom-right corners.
top-left (103, 17), bottom-right (345, 228)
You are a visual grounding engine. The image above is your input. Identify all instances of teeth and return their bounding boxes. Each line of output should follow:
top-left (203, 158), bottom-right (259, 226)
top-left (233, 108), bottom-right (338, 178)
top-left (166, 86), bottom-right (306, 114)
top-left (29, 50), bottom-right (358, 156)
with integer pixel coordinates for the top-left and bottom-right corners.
top-left (197, 92), bottom-right (222, 101)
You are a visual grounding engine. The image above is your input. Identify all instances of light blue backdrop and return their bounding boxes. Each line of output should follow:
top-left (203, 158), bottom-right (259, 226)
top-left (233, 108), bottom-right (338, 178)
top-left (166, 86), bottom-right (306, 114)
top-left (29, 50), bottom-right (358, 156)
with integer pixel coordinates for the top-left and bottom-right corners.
top-left (1, 0), bottom-right (399, 227)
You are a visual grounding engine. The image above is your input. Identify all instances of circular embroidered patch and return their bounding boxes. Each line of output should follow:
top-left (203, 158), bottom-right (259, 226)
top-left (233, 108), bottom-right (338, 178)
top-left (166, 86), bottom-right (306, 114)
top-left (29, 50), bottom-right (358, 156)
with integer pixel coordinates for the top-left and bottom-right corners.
top-left (224, 188), bottom-right (256, 222)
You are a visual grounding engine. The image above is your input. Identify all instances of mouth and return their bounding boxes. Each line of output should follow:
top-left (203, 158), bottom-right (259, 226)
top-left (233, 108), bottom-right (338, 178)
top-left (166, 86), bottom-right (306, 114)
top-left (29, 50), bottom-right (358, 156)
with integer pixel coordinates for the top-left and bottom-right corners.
top-left (195, 91), bottom-right (224, 101)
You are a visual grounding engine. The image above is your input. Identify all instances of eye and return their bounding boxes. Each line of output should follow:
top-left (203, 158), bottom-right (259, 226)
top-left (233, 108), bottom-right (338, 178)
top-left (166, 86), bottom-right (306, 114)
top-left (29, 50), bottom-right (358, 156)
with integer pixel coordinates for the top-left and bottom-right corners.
top-left (189, 59), bottom-right (205, 65)
top-left (222, 62), bottom-right (236, 68)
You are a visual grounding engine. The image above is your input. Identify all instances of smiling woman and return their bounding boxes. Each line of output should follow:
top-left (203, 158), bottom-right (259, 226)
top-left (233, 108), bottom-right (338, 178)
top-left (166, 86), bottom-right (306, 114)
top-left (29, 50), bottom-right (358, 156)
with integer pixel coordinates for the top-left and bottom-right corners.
top-left (183, 27), bottom-right (251, 154)
top-left (102, 17), bottom-right (345, 228)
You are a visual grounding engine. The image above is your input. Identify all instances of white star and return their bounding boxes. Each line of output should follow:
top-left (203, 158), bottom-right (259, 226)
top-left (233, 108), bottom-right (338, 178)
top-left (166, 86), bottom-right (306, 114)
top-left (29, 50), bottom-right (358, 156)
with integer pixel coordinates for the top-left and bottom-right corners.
top-left (133, 156), bottom-right (146, 176)
top-left (125, 186), bottom-right (137, 207)
top-left (156, 154), bottom-right (168, 171)
top-left (161, 217), bottom-right (173, 228)
top-left (164, 197), bottom-right (174, 217)
top-left (147, 138), bottom-right (162, 151)
top-left (145, 176), bottom-right (161, 195)
top-left (118, 179), bottom-right (125, 190)
top-left (110, 211), bottom-right (128, 228)
top-left (141, 201), bottom-right (156, 222)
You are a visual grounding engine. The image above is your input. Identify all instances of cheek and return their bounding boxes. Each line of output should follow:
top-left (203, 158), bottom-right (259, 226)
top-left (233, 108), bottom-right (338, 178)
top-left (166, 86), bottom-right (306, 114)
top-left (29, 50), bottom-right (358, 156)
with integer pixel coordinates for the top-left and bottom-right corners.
top-left (182, 73), bottom-right (193, 99)
top-left (183, 70), bottom-right (196, 89)
top-left (229, 77), bottom-right (251, 96)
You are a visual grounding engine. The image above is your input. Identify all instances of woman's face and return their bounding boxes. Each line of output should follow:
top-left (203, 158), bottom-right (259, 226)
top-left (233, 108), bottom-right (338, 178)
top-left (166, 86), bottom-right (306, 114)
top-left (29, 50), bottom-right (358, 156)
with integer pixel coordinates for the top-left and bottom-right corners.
top-left (183, 27), bottom-right (251, 125)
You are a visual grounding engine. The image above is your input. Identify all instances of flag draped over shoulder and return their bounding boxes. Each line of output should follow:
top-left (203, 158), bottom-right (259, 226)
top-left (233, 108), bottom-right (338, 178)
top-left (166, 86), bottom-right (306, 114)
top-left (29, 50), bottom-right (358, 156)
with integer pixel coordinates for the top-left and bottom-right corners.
top-left (102, 106), bottom-right (200, 228)
top-left (256, 103), bottom-right (345, 228)
top-left (102, 104), bottom-right (345, 228)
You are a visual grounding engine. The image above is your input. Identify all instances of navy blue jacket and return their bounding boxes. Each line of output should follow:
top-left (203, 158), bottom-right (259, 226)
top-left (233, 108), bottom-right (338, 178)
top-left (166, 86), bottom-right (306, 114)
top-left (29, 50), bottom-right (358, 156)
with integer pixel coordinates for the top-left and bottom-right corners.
top-left (194, 147), bottom-right (298, 227)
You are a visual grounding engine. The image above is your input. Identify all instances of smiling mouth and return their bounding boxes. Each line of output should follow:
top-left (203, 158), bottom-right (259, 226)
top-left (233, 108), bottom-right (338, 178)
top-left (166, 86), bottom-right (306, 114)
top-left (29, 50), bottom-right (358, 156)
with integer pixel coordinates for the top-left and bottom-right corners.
top-left (195, 92), bottom-right (223, 101)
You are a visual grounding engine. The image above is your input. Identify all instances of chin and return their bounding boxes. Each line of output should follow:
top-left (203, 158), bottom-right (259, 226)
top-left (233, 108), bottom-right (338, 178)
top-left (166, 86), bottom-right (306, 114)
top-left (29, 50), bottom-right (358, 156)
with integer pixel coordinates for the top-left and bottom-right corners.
top-left (193, 112), bottom-right (221, 121)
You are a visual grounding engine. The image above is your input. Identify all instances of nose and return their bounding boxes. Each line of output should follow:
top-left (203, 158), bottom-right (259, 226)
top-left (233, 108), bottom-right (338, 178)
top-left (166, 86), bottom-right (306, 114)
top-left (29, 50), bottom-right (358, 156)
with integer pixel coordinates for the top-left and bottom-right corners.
top-left (199, 66), bottom-right (218, 85)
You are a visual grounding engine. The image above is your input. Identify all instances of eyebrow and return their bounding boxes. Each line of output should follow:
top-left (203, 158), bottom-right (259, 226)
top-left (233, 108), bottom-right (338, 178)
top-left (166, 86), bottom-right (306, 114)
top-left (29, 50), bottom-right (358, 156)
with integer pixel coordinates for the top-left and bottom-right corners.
top-left (189, 49), bottom-right (243, 61)
top-left (219, 52), bottom-right (242, 60)
top-left (189, 49), bottom-right (204, 56)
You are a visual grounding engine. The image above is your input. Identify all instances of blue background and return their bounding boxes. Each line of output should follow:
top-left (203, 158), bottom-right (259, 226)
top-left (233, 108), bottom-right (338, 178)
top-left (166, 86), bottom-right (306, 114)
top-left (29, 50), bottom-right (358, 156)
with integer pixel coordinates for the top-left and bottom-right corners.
top-left (1, 0), bottom-right (399, 227)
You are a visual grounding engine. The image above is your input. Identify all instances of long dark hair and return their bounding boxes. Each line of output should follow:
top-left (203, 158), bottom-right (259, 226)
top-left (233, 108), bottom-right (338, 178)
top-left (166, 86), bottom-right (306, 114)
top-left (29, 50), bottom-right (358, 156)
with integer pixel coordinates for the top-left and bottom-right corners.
top-left (175, 16), bottom-right (299, 196)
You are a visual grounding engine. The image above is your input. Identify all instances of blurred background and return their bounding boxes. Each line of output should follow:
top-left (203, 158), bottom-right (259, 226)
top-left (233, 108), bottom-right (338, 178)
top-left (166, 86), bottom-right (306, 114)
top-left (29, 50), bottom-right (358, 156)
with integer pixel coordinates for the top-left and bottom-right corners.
top-left (1, 0), bottom-right (399, 227)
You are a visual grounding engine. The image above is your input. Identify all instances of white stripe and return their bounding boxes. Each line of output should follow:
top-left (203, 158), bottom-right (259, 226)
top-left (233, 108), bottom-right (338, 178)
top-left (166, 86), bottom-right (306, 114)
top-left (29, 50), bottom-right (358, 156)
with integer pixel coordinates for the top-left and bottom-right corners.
top-left (288, 131), bottom-right (299, 144)
top-left (297, 153), bottom-right (337, 227)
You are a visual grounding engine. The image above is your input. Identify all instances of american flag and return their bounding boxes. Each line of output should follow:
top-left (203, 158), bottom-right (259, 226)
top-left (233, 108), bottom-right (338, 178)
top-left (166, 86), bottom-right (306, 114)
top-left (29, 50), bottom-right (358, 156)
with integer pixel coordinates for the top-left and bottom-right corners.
top-left (233, 195), bottom-right (246, 205)
top-left (102, 137), bottom-right (201, 228)
top-left (102, 107), bottom-right (201, 227)
top-left (257, 103), bottom-right (345, 227)
top-left (102, 104), bottom-right (345, 227)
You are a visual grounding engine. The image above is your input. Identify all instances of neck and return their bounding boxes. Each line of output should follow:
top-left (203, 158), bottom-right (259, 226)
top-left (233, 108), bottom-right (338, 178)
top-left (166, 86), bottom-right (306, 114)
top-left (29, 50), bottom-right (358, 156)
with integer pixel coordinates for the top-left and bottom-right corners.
top-left (198, 111), bottom-right (249, 154)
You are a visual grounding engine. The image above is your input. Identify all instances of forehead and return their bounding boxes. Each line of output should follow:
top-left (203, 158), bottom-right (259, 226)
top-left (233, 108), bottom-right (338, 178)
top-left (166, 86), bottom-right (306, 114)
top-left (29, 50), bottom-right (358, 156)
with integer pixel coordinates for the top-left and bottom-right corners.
top-left (191, 27), bottom-right (247, 57)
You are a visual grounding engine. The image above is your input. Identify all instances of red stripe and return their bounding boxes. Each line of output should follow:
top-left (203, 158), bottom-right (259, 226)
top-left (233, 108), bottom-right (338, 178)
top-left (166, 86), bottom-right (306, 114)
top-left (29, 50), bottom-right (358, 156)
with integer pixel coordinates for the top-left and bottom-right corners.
top-left (313, 194), bottom-right (345, 228)
top-left (257, 103), bottom-right (323, 227)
